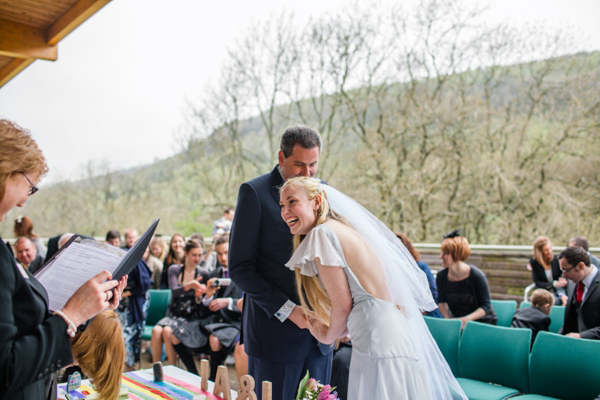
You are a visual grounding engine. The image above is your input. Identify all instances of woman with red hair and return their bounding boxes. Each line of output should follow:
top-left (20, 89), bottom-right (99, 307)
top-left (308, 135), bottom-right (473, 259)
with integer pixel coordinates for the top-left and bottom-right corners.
top-left (436, 231), bottom-right (497, 328)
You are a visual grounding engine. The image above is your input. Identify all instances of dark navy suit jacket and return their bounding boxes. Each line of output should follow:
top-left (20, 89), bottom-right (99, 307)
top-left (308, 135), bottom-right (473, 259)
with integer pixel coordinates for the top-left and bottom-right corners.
top-left (229, 166), bottom-right (332, 362)
top-left (561, 271), bottom-right (600, 340)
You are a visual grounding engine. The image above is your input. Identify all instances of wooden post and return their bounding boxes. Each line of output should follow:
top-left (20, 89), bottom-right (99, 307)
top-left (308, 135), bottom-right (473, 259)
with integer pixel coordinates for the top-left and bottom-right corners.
top-left (262, 381), bottom-right (272, 400)
top-left (213, 365), bottom-right (232, 400)
top-left (200, 359), bottom-right (209, 391)
top-left (236, 375), bottom-right (257, 400)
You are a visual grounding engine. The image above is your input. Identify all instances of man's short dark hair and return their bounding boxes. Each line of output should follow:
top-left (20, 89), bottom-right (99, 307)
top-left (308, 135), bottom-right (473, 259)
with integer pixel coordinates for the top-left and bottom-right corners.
top-left (224, 207), bottom-right (233, 214)
top-left (106, 230), bottom-right (120, 241)
top-left (559, 246), bottom-right (590, 268)
top-left (280, 126), bottom-right (322, 158)
top-left (569, 236), bottom-right (589, 251)
top-left (215, 234), bottom-right (230, 247)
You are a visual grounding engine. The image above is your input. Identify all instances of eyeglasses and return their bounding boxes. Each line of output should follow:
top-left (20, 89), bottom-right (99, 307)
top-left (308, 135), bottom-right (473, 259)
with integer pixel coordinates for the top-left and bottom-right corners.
top-left (560, 265), bottom-right (576, 274)
top-left (21, 172), bottom-right (38, 196)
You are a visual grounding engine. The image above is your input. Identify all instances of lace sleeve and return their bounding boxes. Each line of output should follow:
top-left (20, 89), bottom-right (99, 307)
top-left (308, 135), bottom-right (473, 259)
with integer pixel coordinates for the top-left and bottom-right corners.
top-left (285, 225), bottom-right (345, 276)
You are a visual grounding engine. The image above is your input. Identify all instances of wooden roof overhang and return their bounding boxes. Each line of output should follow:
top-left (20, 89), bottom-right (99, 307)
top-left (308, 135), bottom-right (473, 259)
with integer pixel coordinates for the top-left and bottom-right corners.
top-left (0, 0), bottom-right (111, 88)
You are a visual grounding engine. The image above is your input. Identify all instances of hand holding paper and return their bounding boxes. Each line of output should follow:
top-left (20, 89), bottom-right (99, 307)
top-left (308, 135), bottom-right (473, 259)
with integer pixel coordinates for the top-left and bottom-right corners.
top-left (62, 271), bottom-right (127, 326)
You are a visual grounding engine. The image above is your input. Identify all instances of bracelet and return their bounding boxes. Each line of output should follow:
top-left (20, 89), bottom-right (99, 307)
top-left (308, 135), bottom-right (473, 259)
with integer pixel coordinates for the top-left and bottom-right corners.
top-left (54, 310), bottom-right (77, 338)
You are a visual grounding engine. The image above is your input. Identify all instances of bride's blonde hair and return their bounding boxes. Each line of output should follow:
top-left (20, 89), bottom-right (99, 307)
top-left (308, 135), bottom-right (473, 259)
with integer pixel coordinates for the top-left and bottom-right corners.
top-left (71, 310), bottom-right (124, 400)
top-left (280, 177), bottom-right (349, 327)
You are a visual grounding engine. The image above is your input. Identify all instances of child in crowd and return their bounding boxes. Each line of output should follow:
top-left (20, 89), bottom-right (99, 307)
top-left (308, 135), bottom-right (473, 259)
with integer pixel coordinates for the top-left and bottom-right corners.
top-left (511, 289), bottom-right (554, 346)
top-left (70, 310), bottom-right (124, 400)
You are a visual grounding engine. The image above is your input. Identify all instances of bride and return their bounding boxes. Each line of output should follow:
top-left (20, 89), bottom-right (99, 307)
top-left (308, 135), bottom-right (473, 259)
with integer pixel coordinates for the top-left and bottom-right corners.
top-left (280, 177), bottom-right (466, 399)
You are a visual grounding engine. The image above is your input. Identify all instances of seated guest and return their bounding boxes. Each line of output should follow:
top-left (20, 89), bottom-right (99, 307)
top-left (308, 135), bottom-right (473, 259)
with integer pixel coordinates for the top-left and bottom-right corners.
top-left (195, 234), bottom-right (243, 380)
top-left (14, 236), bottom-right (43, 274)
top-left (150, 236), bottom-right (168, 262)
top-left (152, 240), bottom-right (208, 368)
top-left (71, 310), bottom-right (124, 400)
top-left (190, 233), bottom-right (205, 247)
top-left (201, 232), bottom-right (223, 272)
top-left (529, 236), bottom-right (567, 304)
top-left (569, 236), bottom-right (600, 268)
top-left (436, 231), bottom-right (497, 328)
top-left (212, 207), bottom-right (234, 235)
top-left (559, 246), bottom-right (600, 340)
top-left (57, 233), bottom-right (74, 249)
top-left (396, 232), bottom-right (442, 318)
top-left (159, 234), bottom-right (186, 289)
top-left (143, 245), bottom-right (163, 289)
top-left (105, 230), bottom-right (121, 247)
top-left (45, 233), bottom-right (63, 261)
top-left (14, 215), bottom-right (46, 259)
top-left (106, 231), bottom-right (152, 371)
top-left (511, 289), bottom-right (553, 346)
top-left (123, 229), bottom-right (138, 250)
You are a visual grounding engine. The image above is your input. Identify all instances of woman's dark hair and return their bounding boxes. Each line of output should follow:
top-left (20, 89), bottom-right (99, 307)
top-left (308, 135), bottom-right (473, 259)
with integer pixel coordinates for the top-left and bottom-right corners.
top-left (14, 216), bottom-right (37, 239)
top-left (178, 239), bottom-right (203, 284)
top-left (165, 233), bottom-right (185, 267)
top-left (105, 230), bottom-right (120, 241)
top-left (184, 239), bottom-right (202, 253)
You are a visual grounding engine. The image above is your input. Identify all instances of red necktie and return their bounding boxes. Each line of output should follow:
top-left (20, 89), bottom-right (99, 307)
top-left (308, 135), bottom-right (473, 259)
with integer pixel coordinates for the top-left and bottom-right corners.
top-left (576, 282), bottom-right (585, 303)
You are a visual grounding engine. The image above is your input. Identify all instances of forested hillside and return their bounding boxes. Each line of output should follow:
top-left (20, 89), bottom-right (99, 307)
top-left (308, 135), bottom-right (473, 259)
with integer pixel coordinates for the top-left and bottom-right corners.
top-left (4, 1), bottom-right (599, 244)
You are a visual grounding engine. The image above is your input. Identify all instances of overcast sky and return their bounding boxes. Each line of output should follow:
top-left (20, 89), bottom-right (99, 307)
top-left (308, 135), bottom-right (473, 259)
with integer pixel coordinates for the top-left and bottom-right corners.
top-left (0, 0), bottom-right (598, 184)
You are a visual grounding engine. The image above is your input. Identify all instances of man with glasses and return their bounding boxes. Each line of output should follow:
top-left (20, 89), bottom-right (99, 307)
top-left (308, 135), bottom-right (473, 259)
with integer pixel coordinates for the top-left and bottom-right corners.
top-left (558, 246), bottom-right (600, 339)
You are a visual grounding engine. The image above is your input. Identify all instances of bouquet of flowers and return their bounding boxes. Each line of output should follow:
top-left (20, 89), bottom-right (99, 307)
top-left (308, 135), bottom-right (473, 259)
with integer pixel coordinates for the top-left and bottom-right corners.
top-left (295, 371), bottom-right (339, 400)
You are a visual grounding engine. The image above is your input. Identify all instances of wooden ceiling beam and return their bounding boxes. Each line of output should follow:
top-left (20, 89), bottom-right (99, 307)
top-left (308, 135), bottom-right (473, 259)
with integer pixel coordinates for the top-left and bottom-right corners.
top-left (0, 57), bottom-right (35, 88)
top-left (46, 0), bottom-right (111, 45)
top-left (0, 19), bottom-right (57, 61)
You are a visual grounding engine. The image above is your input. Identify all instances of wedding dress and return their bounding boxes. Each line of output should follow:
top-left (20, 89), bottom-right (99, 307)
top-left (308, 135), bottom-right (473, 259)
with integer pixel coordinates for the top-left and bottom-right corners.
top-left (286, 186), bottom-right (467, 400)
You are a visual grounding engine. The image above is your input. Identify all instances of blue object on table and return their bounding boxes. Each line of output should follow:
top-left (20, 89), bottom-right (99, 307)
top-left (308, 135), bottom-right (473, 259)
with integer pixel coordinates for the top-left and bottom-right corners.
top-left (66, 371), bottom-right (81, 393)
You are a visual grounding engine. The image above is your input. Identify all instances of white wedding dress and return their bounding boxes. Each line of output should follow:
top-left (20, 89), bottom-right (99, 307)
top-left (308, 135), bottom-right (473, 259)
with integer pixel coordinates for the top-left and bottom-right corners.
top-left (287, 223), bottom-right (466, 399)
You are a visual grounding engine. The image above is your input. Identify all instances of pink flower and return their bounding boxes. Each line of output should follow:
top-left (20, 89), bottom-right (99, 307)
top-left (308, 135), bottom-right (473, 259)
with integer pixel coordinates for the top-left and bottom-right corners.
top-left (317, 386), bottom-right (336, 400)
top-left (317, 392), bottom-right (336, 400)
top-left (306, 378), bottom-right (318, 391)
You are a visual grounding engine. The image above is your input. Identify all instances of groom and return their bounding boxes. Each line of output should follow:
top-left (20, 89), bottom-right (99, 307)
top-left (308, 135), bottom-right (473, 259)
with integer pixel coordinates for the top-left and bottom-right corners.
top-left (229, 126), bottom-right (333, 399)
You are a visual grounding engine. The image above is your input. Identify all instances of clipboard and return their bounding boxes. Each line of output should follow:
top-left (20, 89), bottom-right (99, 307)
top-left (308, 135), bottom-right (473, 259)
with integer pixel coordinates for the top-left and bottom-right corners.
top-left (34, 219), bottom-right (159, 312)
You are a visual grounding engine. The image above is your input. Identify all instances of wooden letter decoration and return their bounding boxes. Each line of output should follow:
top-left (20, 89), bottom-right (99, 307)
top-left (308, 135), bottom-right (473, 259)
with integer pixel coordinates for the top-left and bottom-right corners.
top-left (213, 365), bottom-right (232, 400)
top-left (200, 359), bottom-right (209, 391)
top-left (262, 381), bottom-right (272, 400)
top-left (236, 375), bottom-right (257, 400)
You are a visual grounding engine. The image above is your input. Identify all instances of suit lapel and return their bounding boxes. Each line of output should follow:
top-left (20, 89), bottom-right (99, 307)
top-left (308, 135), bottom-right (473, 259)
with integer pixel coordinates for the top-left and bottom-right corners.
top-left (269, 166), bottom-right (284, 204)
top-left (582, 272), bottom-right (600, 307)
top-left (26, 269), bottom-right (50, 311)
top-left (565, 281), bottom-right (577, 316)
